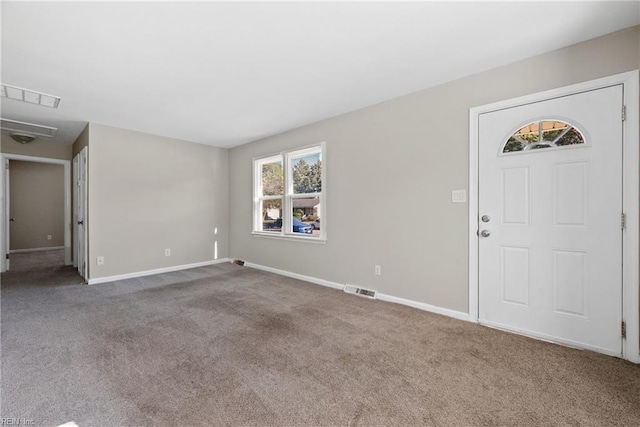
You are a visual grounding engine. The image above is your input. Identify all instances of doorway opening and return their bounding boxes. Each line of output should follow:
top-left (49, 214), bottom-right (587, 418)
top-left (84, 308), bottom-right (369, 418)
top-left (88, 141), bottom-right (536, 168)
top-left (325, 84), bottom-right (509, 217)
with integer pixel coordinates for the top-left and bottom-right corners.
top-left (1, 154), bottom-right (72, 273)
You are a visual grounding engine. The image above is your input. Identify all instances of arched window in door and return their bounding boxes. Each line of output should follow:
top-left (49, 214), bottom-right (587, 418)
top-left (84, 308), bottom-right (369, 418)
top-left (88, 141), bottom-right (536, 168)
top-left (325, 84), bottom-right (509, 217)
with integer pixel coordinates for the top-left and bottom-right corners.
top-left (502, 120), bottom-right (585, 153)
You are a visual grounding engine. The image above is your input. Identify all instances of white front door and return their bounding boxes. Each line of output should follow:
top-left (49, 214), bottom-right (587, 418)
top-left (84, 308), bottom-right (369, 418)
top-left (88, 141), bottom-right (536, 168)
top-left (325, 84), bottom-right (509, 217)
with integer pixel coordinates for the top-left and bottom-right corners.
top-left (478, 85), bottom-right (624, 356)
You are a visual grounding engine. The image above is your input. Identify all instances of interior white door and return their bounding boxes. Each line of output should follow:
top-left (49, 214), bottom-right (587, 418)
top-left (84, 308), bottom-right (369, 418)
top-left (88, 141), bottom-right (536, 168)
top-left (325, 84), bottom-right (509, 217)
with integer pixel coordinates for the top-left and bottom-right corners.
top-left (478, 85), bottom-right (624, 356)
top-left (75, 147), bottom-right (88, 280)
top-left (72, 155), bottom-right (79, 268)
top-left (4, 158), bottom-right (10, 271)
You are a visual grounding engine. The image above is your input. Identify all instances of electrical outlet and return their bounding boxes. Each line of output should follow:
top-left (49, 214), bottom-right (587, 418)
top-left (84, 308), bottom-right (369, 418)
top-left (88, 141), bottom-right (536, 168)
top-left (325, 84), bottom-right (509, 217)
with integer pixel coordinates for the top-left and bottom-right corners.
top-left (374, 265), bottom-right (381, 276)
top-left (47, 235), bottom-right (52, 240)
top-left (165, 248), bottom-right (171, 257)
top-left (97, 256), bottom-right (105, 266)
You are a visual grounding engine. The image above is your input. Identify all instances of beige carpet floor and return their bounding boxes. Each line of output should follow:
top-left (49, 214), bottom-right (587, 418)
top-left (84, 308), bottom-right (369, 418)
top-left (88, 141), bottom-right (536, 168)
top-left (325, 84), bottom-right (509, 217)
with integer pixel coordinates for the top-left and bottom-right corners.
top-left (1, 251), bottom-right (639, 426)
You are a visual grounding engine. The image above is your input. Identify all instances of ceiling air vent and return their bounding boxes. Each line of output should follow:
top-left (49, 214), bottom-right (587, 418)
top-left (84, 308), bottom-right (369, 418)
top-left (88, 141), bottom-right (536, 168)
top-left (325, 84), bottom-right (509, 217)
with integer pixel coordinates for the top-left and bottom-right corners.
top-left (0, 118), bottom-right (57, 138)
top-left (1, 83), bottom-right (61, 108)
top-left (344, 285), bottom-right (376, 299)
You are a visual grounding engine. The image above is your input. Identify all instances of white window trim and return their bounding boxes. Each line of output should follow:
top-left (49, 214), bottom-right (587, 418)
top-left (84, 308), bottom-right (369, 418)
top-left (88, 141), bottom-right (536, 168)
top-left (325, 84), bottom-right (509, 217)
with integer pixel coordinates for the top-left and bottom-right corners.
top-left (252, 142), bottom-right (326, 242)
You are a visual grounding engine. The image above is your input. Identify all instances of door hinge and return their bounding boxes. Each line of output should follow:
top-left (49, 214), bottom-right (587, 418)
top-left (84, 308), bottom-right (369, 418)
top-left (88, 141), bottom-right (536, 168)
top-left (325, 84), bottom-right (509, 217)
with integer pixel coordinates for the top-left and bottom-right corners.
top-left (621, 321), bottom-right (627, 339)
top-left (621, 213), bottom-right (626, 230)
top-left (622, 105), bottom-right (626, 122)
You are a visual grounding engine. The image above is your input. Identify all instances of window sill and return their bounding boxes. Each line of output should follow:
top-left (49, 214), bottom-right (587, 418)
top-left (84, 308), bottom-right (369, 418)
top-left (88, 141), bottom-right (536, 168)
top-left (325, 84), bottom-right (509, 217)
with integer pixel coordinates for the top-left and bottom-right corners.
top-left (251, 231), bottom-right (327, 244)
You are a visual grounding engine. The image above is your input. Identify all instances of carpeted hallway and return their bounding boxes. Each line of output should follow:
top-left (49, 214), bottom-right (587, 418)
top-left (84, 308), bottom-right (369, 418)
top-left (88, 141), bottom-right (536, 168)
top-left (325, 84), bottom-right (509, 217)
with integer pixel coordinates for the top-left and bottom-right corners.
top-left (2, 253), bottom-right (639, 426)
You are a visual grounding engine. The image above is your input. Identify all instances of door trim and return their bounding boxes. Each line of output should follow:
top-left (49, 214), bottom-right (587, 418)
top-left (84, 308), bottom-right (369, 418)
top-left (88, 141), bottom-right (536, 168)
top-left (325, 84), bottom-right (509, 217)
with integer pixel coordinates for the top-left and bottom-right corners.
top-left (468, 70), bottom-right (640, 363)
top-left (0, 154), bottom-right (72, 272)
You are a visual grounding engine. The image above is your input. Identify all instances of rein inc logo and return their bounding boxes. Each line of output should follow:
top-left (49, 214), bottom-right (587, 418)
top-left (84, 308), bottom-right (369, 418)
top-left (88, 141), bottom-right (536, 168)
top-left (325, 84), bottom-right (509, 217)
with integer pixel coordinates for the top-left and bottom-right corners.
top-left (1, 419), bottom-right (34, 426)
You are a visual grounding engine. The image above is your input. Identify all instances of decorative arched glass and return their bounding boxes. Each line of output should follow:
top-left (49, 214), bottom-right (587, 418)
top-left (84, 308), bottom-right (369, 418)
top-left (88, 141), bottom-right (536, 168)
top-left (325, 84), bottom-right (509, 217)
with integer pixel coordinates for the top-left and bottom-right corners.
top-left (503, 120), bottom-right (585, 153)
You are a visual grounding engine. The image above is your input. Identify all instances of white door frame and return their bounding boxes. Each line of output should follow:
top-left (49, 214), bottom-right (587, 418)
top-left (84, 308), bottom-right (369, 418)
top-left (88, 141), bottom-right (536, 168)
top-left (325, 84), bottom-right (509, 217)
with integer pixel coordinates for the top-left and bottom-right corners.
top-left (468, 70), bottom-right (640, 363)
top-left (0, 153), bottom-right (72, 272)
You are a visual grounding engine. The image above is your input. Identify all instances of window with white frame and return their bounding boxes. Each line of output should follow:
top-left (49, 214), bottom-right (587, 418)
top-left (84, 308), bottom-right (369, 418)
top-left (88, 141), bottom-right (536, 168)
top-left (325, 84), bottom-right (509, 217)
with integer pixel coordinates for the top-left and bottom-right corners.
top-left (253, 143), bottom-right (325, 240)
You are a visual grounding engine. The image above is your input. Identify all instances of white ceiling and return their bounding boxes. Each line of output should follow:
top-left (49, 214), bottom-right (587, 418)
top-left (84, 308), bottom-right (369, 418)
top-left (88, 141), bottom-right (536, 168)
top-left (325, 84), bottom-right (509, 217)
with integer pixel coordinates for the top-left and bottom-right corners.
top-left (1, 1), bottom-right (639, 148)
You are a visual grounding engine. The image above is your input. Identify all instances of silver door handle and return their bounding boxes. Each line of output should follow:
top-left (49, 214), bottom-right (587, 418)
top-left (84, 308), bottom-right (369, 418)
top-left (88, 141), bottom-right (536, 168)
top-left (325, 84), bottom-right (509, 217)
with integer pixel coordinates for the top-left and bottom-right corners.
top-left (481, 215), bottom-right (491, 223)
top-left (480, 230), bottom-right (491, 237)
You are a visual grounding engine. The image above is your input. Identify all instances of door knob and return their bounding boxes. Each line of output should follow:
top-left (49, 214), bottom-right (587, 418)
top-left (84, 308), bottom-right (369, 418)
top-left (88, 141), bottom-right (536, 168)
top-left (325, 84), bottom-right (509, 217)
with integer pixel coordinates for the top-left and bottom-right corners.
top-left (481, 215), bottom-right (491, 223)
top-left (480, 230), bottom-right (491, 237)
top-left (9, 218), bottom-right (14, 222)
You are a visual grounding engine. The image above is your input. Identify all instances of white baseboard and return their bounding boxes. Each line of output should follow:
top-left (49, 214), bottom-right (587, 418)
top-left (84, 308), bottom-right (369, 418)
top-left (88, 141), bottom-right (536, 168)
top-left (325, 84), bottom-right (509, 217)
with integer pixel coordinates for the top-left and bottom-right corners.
top-left (242, 261), bottom-right (470, 322)
top-left (243, 262), bottom-right (344, 290)
top-left (376, 293), bottom-right (469, 321)
top-left (87, 258), bottom-right (232, 285)
top-left (10, 246), bottom-right (65, 253)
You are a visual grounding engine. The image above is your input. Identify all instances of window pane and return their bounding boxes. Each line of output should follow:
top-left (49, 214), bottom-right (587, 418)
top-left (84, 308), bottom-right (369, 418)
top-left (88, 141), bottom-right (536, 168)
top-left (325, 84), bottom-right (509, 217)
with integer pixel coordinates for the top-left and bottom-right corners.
top-left (515, 122), bottom-right (540, 144)
top-left (542, 129), bottom-right (564, 143)
top-left (555, 128), bottom-right (585, 146)
top-left (504, 137), bottom-right (525, 153)
top-left (292, 152), bottom-right (321, 194)
top-left (261, 198), bottom-right (282, 232)
top-left (262, 161), bottom-right (283, 196)
top-left (291, 197), bottom-right (320, 236)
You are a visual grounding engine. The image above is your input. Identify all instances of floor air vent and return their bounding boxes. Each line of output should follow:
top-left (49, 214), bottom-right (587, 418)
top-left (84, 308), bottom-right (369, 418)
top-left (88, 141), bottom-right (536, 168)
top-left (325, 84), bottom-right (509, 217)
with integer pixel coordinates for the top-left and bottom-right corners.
top-left (343, 285), bottom-right (376, 299)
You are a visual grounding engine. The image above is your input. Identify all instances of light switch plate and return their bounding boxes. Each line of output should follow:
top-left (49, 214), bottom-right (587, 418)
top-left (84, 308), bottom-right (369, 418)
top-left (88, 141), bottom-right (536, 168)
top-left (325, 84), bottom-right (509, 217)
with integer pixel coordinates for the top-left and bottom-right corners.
top-left (452, 190), bottom-right (467, 203)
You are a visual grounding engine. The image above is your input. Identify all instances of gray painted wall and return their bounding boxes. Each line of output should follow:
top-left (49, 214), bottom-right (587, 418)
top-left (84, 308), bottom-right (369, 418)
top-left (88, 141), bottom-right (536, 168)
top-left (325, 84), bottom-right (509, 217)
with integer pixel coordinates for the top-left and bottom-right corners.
top-left (9, 160), bottom-right (65, 250)
top-left (72, 125), bottom-right (89, 158)
top-left (228, 26), bottom-right (640, 313)
top-left (87, 123), bottom-right (229, 279)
